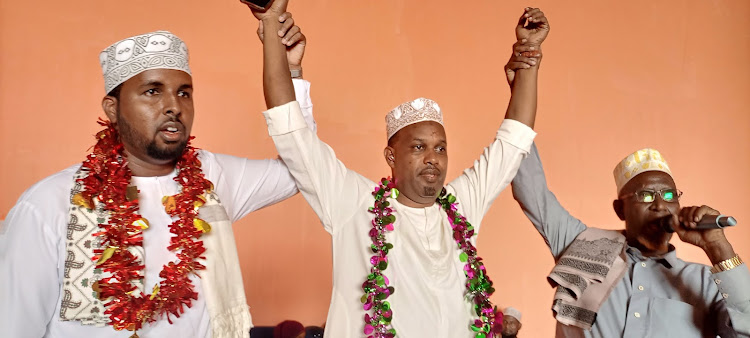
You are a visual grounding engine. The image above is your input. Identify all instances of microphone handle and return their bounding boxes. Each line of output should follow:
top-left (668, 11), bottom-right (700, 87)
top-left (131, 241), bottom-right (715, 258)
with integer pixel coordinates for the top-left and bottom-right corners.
top-left (694, 215), bottom-right (738, 230)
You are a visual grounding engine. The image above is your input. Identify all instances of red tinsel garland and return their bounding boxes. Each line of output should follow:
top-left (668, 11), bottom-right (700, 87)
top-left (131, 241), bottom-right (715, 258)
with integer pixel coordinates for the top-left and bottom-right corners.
top-left (75, 119), bottom-right (212, 333)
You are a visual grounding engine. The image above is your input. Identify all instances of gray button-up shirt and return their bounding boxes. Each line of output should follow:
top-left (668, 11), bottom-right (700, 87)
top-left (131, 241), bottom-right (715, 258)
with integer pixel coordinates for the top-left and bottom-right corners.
top-left (512, 144), bottom-right (750, 338)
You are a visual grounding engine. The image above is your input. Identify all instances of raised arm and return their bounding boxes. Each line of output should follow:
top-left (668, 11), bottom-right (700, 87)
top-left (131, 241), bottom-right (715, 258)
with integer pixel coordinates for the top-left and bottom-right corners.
top-left (511, 144), bottom-right (587, 258)
top-left (447, 8), bottom-right (549, 228)
top-left (504, 7), bottom-right (549, 128)
top-left (248, 0), bottom-right (296, 108)
top-left (254, 1), bottom-right (367, 233)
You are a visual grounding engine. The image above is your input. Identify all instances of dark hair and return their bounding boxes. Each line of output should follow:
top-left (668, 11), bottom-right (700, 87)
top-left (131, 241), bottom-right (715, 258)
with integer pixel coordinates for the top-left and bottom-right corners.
top-left (107, 84), bottom-right (122, 99)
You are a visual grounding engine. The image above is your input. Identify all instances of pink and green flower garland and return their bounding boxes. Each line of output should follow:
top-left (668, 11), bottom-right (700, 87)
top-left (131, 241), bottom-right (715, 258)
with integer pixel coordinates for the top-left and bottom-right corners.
top-left (362, 177), bottom-right (501, 338)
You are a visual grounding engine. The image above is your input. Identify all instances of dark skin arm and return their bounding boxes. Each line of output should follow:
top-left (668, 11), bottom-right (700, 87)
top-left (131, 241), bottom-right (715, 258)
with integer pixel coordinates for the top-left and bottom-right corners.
top-left (509, 39), bottom-right (737, 266)
top-left (504, 8), bottom-right (549, 129)
top-left (249, 0), bottom-right (295, 108)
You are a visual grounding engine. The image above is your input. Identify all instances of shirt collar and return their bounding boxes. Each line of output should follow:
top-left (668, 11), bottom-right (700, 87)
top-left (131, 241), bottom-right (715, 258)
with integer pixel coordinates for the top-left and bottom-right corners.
top-left (626, 244), bottom-right (681, 269)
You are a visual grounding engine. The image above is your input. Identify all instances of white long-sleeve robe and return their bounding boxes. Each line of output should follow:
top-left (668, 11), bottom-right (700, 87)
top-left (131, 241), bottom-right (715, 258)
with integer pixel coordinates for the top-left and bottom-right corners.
top-left (263, 100), bottom-right (536, 338)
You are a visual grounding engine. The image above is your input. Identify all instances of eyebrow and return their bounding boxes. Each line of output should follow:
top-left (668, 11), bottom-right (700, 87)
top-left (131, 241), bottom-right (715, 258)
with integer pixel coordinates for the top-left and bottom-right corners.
top-left (410, 138), bottom-right (447, 144)
top-left (141, 81), bottom-right (164, 88)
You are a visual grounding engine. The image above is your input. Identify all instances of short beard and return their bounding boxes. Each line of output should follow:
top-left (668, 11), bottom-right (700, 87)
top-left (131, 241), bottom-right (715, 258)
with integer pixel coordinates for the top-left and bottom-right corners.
top-left (116, 110), bottom-right (187, 162)
top-left (423, 186), bottom-right (437, 197)
top-left (146, 140), bottom-right (187, 161)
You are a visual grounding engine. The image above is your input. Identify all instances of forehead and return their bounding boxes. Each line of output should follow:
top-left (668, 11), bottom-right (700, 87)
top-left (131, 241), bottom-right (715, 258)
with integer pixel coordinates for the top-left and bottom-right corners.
top-left (392, 121), bottom-right (446, 143)
top-left (122, 69), bottom-right (192, 88)
top-left (623, 171), bottom-right (676, 192)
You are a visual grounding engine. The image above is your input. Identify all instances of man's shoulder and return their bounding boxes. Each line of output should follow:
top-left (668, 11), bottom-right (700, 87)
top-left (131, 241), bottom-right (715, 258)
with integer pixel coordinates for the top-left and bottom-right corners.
top-left (17, 163), bottom-right (81, 209)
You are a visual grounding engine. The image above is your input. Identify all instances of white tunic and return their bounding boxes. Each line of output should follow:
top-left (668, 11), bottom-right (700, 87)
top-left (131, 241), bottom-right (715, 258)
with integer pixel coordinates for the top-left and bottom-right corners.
top-left (0, 80), bottom-right (314, 338)
top-left (263, 101), bottom-right (536, 338)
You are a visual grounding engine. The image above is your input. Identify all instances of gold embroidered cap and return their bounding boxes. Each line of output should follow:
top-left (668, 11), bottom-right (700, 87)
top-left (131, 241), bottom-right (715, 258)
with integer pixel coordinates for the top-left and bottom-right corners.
top-left (386, 98), bottom-right (443, 140)
top-left (99, 30), bottom-right (191, 94)
top-left (613, 148), bottom-right (673, 194)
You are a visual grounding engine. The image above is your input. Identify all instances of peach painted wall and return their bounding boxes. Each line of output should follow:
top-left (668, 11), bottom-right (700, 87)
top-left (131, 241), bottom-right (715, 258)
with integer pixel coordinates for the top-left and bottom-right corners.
top-left (1, 1), bottom-right (748, 336)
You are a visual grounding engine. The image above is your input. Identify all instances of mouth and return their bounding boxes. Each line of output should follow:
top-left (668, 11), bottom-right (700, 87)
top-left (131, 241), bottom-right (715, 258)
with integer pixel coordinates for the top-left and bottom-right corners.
top-left (647, 215), bottom-right (673, 233)
top-left (419, 168), bottom-right (441, 183)
top-left (158, 121), bottom-right (185, 142)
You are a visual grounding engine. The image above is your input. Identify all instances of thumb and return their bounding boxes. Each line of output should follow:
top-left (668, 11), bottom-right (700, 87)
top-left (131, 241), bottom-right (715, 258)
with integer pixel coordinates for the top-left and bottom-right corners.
top-left (257, 20), bottom-right (265, 41)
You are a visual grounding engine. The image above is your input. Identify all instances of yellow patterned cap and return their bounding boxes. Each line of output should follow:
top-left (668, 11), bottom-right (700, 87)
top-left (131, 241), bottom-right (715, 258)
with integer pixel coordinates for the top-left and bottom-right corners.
top-left (613, 148), bottom-right (672, 194)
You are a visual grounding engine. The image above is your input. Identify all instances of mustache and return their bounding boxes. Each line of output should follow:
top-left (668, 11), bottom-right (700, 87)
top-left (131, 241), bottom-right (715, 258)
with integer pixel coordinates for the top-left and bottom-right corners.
top-left (419, 165), bottom-right (441, 175)
top-left (164, 115), bottom-right (183, 124)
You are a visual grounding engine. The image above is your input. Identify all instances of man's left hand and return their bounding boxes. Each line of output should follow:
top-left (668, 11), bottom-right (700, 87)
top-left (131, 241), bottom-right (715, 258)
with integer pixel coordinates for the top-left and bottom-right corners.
top-left (672, 205), bottom-right (736, 264)
top-left (257, 12), bottom-right (306, 70)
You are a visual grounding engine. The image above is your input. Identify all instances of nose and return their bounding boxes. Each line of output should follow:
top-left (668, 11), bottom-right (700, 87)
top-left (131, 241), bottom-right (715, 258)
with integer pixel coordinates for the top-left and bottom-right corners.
top-left (649, 195), bottom-right (668, 212)
top-left (424, 148), bottom-right (439, 166)
top-left (163, 93), bottom-right (181, 118)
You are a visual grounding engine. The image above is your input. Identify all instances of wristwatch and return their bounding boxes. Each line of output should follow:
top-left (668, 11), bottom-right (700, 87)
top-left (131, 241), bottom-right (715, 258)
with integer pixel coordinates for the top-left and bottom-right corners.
top-left (290, 68), bottom-right (302, 79)
top-left (711, 255), bottom-right (744, 273)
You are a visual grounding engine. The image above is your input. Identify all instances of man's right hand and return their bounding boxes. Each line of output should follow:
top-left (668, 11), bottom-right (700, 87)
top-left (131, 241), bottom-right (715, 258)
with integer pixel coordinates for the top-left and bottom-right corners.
top-left (505, 40), bottom-right (541, 86)
top-left (516, 7), bottom-right (550, 47)
top-left (505, 8), bottom-right (549, 87)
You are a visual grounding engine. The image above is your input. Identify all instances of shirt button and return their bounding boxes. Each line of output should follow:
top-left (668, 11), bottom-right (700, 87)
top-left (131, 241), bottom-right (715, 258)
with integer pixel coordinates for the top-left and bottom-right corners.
top-left (715, 279), bottom-right (722, 285)
top-left (722, 293), bottom-right (729, 299)
top-left (641, 262), bottom-right (647, 267)
top-left (638, 285), bottom-right (644, 291)
top-left (634, 312), bottom-right (641, 318)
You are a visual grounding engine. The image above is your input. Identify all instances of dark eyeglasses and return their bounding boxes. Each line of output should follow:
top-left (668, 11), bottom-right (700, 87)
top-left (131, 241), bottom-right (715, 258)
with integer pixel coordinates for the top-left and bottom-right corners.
top-left (619, 189), bottom-right (682, 203)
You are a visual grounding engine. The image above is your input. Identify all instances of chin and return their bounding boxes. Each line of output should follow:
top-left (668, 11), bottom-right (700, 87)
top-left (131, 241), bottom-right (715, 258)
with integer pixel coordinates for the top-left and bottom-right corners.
top-left (147, 142), bottom-right (188, 161)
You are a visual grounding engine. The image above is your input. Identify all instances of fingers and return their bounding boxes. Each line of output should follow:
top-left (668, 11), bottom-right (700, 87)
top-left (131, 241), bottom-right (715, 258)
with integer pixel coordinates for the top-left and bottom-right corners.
top-left (524, 7), bottom-right (548, 25)
top-left (509, 40), bottom-right (540, 68)
top-left (278, 14), bottom-right (295, 37)
top-left (506, 61), bottom-right (533, 70)
top-left (678, 206), bottom-right (700, 228)
top-left (278, 11), bottom-right (292, 22)
top-left (513, 41), bottom-right (541, 57)
top-left (678, 205), bottom-right (719, 229)
top-left (283, 31), bottom-right (306, 47)
top-left (513, 55), bottom-right (537, 66)
top-left (692, 205), bottom-right (720, 225)
top-left (517, 8), bottom-right (531, 28)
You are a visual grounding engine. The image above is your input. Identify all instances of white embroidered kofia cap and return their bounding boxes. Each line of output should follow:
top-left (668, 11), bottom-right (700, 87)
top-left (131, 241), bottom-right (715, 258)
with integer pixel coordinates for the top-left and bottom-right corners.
top-left (613, 148), bottom-right (673, 194)
top-left (99, 30), bottom-right (191, 94)
top-left (386, 97), bottom-right (444, 140)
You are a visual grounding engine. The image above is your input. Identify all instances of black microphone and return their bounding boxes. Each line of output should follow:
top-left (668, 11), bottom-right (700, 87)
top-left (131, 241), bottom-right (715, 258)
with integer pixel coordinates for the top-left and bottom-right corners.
top-left (694, 215), bottom-right (737, 230)
top-left (661, 214), bottom-right (737, 233)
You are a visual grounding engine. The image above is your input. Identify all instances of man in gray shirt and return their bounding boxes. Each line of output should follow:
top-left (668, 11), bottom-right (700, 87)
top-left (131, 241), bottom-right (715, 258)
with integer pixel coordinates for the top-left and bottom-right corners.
top-left (504, 24), bottom-right (750, 337)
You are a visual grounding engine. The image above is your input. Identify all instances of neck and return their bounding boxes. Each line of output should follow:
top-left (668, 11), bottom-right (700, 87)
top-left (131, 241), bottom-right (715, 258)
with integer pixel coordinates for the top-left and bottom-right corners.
top-left (124, 150), bottom-right (176, 177)
top-left (626, 235), bottom-right (670, 257)
top-left (396, 193), bottom-right (434, 208)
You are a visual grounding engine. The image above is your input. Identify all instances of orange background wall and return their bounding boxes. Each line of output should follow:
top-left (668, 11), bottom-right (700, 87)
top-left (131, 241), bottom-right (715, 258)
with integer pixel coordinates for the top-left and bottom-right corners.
top-left (1, 1), bottom-right (749, 336)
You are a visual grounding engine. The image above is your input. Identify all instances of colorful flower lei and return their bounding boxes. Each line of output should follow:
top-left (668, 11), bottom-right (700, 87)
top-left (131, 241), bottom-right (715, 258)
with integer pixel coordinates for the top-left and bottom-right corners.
top-left (363, 177), bottom-right (501, 338)
top-left (73, 119), bottom-right (213, 336)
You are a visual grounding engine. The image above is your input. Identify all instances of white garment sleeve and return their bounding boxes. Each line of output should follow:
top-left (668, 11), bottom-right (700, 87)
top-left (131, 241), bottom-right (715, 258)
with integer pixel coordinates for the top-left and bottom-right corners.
top-left (205, 79), bottom-right (317, 222)
top-left (447, 119), bottom-right (536, 233)
top-left (293, 78), bottom-right (316, 133)
top-left (0, 201), bottom-right (60, 337)
top-left (203, 153), bottom-right (298, 222)
top-left (263, 101), bottom-right (365, 234)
